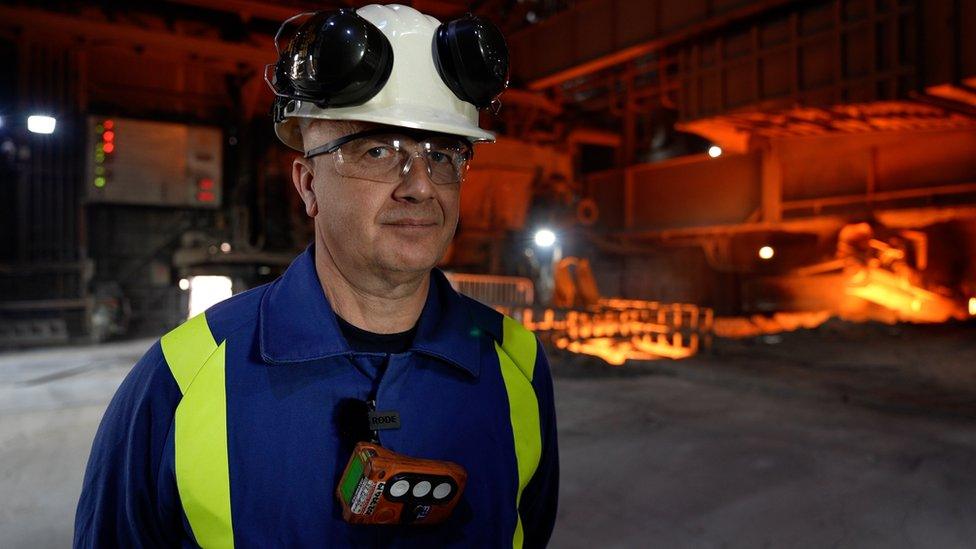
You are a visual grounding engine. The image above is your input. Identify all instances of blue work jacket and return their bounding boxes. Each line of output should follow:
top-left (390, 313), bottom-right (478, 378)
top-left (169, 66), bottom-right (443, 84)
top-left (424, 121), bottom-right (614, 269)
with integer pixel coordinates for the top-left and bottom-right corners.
top-left (75, 245), bottom-right (558, 548)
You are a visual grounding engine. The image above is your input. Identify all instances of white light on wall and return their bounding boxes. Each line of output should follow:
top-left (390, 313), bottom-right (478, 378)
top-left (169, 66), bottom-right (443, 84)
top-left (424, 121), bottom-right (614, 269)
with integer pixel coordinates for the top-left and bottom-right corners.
top-left (178, 278), bottom-right (190, 291)
top-left (220, 242), bottom-right (232, 253)
top-left (27, 115), bottom-right (56, 134)
top-left (534, 229), bottom-right (556, 248)
top-left (708, 145), bottom-right (723, 158)
top-left (758, 246), bottom-right (775, 260)
top-left (188, 275), bottom-right (233, 318)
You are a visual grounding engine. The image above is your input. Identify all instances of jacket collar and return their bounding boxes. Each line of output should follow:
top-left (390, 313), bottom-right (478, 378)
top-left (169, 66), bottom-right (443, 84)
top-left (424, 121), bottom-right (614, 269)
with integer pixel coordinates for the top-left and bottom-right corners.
top-left (259, 245), bottom-right (481, 377)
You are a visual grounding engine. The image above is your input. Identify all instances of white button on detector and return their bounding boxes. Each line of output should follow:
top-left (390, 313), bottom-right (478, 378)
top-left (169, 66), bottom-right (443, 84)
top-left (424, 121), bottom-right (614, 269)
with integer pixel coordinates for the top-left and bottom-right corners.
top-left (432, 482), bottom-right (452, 499)
top-left (412, 480), bottom-right (431, 497)
top-left (390, 480), bottom-right (410, 497)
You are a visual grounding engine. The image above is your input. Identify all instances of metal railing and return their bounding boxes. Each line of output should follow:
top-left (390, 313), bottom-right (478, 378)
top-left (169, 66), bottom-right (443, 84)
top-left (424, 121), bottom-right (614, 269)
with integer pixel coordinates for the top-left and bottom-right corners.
top-left (444, 273), bottom-right (535, 307)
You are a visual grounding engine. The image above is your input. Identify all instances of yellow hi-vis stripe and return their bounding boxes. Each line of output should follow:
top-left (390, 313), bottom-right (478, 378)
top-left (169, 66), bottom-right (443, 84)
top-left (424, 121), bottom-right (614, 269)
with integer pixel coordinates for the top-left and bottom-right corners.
top-left (495, 315), bottom-right (542, 549)
top-left (161, 313), bottom-right (234, 549)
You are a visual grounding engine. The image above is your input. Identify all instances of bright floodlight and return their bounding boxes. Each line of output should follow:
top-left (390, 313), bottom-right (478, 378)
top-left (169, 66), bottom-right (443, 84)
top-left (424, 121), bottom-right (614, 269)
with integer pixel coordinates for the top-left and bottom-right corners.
top-left (534, 229), bottom-right (556, 248)
top-left (708, 145), bottom-right (723, 158)
top-left (969, 297), bottom-right (976, 316)
top-left (758, 246), bottom-right (774, 260)
top-left (27, 115), bottom-right (56, 134)
top-left (188, 275), bottom-right (233, 318)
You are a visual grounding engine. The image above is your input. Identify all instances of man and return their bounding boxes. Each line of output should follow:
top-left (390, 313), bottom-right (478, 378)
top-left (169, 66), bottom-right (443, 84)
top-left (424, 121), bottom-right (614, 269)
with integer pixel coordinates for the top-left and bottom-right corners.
top-left (75, 4), bottom-right (558, 548)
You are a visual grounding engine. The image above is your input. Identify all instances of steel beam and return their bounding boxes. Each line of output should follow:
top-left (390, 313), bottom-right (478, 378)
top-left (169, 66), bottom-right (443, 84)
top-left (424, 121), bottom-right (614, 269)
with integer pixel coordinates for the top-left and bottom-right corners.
top-left (520, 0), bottom-right (805, 91)
top-left (0, 5), bottom-right (274, 68)
top-left (162, 0), bottom-right (331, 22)
top-left (760, 144), bottom-right (783, 223)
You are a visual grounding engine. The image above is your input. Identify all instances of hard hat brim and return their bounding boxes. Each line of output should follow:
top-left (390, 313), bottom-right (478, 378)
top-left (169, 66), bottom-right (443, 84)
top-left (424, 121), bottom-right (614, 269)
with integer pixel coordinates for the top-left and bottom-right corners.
top-left (276, 101), bottom-right (496, 152)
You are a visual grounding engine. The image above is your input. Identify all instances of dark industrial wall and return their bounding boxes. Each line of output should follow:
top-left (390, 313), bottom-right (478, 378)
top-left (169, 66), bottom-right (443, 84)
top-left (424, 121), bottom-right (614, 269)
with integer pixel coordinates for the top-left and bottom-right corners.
top-left (0, 37), bottom-right (16, 261)
top-left (0, 8), bottom-right (302, 341)
top-left (779, 129), bottom-right (976, 202)
top-left (511, 0), bottom-right (976, 118)
top-left (585, 124), bottom-right (976, 235)
top-left (3, 42), bottom-right (83, 266)
top-left (87, 207), bottom-right (202, 336)
top-left (591, 247), bottom-right (741, 313)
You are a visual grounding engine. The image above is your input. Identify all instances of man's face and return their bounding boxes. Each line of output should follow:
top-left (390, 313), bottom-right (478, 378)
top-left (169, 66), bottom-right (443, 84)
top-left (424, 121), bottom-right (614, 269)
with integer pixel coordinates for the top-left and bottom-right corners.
top-left (293, 120), bottom-right (461, 279)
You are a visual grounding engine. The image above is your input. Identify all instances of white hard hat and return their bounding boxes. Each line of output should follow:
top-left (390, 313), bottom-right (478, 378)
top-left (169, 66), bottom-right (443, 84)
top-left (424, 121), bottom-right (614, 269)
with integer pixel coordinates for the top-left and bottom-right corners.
top-left (267, 4), bottom-right (509, 152)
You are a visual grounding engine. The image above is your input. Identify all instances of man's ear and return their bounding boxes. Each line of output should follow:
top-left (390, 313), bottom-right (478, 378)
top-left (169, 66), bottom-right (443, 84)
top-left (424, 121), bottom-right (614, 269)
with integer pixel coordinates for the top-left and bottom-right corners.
top-left (292, 157), bottom-right (318, 217)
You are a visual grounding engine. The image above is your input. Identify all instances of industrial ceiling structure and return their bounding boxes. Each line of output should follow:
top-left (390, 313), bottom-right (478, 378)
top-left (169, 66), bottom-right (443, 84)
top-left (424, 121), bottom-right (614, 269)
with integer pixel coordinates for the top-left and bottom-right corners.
top-left (1, 0), bottom-right (975, 353)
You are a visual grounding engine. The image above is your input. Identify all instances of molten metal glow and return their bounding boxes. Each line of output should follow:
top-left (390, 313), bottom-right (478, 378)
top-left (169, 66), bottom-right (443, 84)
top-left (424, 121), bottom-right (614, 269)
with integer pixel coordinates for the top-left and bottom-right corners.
top-left (846, 268), bottom-right (959, 323)
top-left (758, 246), bottom-right (774, 260)
top-left (516, 302), bottom-right (710, 365)
top-left (712, 311), bottom-right (831, 338)
top-left (969, 297), bottom-right (976, 316)
top-left (708, 145), bottom-right (723, 158)
top-left (556, 337), bottom-right (663, 365)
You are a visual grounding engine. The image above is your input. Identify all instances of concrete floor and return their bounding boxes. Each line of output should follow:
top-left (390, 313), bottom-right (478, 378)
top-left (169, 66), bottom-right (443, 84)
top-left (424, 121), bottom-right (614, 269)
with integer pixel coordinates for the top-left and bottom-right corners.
top-left (2, 322), bottom-right (976, 548)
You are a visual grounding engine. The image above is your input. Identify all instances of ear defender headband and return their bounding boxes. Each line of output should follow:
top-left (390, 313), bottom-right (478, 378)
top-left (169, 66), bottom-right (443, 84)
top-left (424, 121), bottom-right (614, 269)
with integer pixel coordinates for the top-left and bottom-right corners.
top-left (267, 9), bottom-right (510, 123)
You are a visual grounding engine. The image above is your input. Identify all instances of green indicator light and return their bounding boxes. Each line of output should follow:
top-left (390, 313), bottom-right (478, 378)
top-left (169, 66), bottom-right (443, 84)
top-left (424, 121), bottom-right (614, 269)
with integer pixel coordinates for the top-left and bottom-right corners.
top-left (95, 152), bottom-right (105, 162)
top-left (95, 124), bottom-right (104, 133)
top-left (96, 143), bottom-right (104, 153)
top-left (94, 177), bottom-right (106, 188)
top-left (95, 166), bottom-right (105, 175)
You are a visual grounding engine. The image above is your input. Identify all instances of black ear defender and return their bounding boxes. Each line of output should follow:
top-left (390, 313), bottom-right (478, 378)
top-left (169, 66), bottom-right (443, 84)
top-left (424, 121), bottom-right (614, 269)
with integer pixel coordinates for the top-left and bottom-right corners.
top-left (268, 9), bottom-right (394, 120)
top-left (433, 14), bottom-right (510, 109)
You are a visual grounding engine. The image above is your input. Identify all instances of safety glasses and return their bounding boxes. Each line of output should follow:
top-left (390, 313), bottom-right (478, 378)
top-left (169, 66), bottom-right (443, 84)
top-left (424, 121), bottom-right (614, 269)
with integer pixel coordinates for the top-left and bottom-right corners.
top-left (305, 128), bottom-right (473, 186)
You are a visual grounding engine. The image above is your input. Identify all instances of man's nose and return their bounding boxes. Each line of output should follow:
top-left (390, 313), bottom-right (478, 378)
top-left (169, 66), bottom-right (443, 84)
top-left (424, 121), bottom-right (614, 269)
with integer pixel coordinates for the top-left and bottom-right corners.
top-left (393, 154), bottom-right (435, 203)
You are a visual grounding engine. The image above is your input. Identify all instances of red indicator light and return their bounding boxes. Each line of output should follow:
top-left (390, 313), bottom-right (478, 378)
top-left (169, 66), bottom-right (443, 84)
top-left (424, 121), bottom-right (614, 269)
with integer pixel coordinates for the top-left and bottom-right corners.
top-left (104, 120), bottom-right (114, 130)
top-left (197, 190), bottom-right (215, 202)
top-left (103, 130), bottom-right (114, 142)
top-left (198, 178), bottom-right (214, 190)
top-left (103, 142), bottom-right (115, 154)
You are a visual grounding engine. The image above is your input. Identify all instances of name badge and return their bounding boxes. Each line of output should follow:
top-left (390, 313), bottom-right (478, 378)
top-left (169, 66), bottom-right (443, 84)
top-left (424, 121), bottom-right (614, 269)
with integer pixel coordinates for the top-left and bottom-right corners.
top-left (368, 410), bottom-right (401, 431)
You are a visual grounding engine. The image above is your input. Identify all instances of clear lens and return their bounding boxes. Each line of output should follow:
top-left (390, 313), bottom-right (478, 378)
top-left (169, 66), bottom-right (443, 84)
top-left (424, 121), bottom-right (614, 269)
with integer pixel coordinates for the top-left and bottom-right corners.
top-left (333, 133), bottom-right (471, 185)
